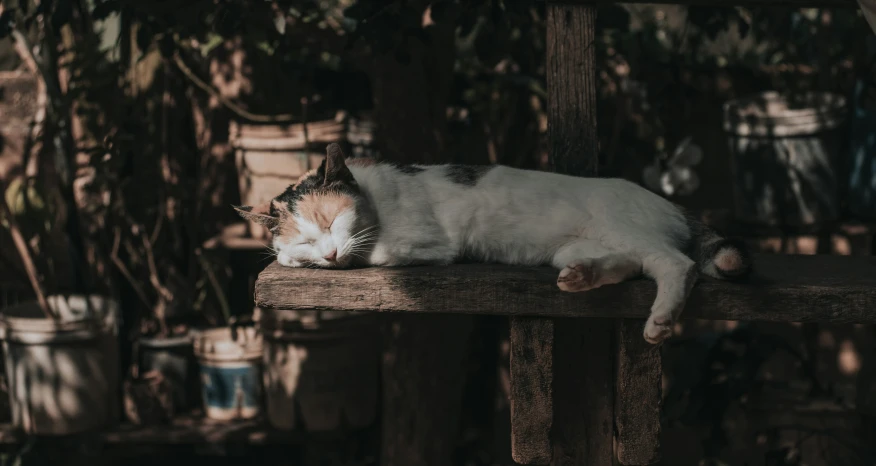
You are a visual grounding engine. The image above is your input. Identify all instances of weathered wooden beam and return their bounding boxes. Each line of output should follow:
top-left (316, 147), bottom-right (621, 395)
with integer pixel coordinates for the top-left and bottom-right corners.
top-left (552, 317), bottom-right (614, 465)
top-left (551, 0), bottom-right (857, 7)
top-left (615, 320), bottom-right (662, 465)
top-left (509, 317), bottom-right (553, 465)
top-left (255, 254), bottom-right (876, 324)
top-left (509, 3), bottom-right (606, 464)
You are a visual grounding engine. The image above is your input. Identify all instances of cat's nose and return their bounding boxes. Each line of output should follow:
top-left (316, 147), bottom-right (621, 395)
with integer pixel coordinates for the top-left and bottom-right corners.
top-left (324, 249), bottom-right (338, 262)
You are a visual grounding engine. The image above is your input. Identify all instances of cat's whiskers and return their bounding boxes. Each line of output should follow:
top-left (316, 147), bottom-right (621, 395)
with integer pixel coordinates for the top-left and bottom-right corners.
top-left (341, 229), bottom-right (378, 259)
top-left (258, 246), bottom-right (280, 264)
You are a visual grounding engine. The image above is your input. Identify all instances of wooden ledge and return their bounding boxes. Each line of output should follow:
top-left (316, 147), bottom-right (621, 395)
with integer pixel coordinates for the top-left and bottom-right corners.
top-left (255, 254), bottom-right (876, 324)
top-left (0, 415), bottom-right (306, 445)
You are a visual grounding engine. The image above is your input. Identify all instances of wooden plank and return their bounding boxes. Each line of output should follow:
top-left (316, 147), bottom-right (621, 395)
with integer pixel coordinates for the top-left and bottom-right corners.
top-left (615, 320), bottom-right (662, 465)
top-left (553, 0), bottom-right (858, 7)
top-left (255, 254), bottom-right (876, 324)
top-left (509, 317), bottom-right (553, 465)
top-left (0, 415), bottom-right (305, 445)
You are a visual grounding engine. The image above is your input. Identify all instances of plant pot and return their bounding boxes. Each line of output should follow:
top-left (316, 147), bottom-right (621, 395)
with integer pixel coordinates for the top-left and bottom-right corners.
top-left (138, 333), bottom-right (197, 412)
top-left (123, 370), bottom-right (175, 425)
top-left (0, 295), bottom-right (120, 435)
top-left (192, 326), bottom-right (263, 421)
top-left (847, 79), bottom-right (876, 220)
top-left (260, 309), bottom-right (380, 432)
top-left (723, 91), bottom-right (847, 227)
top-left (231, 118), bottom-right (345, 239)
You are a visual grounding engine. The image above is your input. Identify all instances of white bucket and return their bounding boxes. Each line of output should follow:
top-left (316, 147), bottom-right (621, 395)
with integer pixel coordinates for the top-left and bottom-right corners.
top-left (0, 295), bottom-right (120, 435)
top-left (192, 326), bottom-right (263, 421)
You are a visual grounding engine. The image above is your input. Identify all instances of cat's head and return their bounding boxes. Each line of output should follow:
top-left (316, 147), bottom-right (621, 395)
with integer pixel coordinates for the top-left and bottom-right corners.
top-left (235, 144), bottom-right (376, 269)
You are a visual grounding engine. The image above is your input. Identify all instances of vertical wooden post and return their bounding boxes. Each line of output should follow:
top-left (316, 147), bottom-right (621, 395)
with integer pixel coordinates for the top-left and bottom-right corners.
top-left (546, 5), bottom-right (617, 466)
top-left (615, 321), bottom-right (662, 465)
top-left (512, 3), bottom-right (662, 465)
top-left (510, 317), bottom-right (553, 464)
top-left (511, 4), bottom-right (612, 466)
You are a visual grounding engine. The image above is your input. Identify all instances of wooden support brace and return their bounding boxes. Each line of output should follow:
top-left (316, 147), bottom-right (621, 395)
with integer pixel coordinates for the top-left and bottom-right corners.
top-left (615, 320), bottom-right (662, 465)
top-left (510, 318), bottom-right (553, 465)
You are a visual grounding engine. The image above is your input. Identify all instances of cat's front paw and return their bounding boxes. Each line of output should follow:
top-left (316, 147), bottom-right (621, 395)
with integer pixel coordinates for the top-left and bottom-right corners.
top-left (643, 315), bottom-right (673, 344)
top-left (277, 253), bottom-right (302, 268)
top-left (557, 261), bottom-right (598, 292)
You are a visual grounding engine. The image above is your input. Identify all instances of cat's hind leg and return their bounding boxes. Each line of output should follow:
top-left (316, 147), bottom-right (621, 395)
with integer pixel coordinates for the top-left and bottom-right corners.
top-left (640, 251), bottom-right (697, 344)
top-left (552, 241), bottom-right (642, 293)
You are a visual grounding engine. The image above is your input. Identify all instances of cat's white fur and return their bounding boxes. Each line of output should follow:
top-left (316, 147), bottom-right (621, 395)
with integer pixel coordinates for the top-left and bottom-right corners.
top-left (268, 162), bottom-right (733, 344)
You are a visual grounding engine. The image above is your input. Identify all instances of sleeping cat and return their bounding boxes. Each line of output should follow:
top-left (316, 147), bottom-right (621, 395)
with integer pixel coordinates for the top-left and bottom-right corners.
top-left (236, 143), bottom-right (751, 344)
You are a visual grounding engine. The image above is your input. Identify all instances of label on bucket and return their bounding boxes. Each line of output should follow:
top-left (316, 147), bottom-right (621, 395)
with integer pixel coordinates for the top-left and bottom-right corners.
top-left (200, 363), bottom-right (262, 416)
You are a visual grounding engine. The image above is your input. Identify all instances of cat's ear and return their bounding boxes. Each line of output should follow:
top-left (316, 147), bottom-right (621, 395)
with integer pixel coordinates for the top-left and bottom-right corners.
top-left (322, 143), bottom-right (356, 186)
top-left (234, 204), bottom-right (278, 228)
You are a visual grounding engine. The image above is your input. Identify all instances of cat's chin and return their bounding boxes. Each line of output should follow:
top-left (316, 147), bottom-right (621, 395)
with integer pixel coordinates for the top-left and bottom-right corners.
top-left (276, 256), bottom-right (356, 269)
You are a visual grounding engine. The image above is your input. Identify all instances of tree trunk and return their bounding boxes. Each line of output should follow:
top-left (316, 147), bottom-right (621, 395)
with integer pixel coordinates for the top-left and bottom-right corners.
top-left (363, 7), bottom-right (456, 164)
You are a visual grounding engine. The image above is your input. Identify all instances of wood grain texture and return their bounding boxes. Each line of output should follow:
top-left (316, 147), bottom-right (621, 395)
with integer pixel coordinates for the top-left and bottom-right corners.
top-left (546, 6), bottom-right (598, 177)
top-left (551, 318), bottom-right (614, 466)
top-left (510, 318), bottom-right (553, 465)
top-left (546, 5), bottom-right (616, 466)
top-left (510, 2), bottom-right (604, 462)
top-left (255, 253), bottom-right (876, 324)
top-left (615, 320), bottom-right (662, 465)
top-left (551, 0), bottom-right (857, 7)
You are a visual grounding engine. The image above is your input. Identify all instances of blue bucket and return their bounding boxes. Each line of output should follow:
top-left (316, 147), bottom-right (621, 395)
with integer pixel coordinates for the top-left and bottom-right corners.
top-left (192, 327), bottom-right (263, 421)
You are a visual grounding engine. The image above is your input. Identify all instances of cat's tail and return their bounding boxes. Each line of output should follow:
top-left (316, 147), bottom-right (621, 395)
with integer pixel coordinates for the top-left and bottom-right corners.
top-left (688, 217), bottom-right (753, 281)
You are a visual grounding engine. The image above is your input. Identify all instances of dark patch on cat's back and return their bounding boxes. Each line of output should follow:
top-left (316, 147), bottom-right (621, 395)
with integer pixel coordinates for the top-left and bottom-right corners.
top-left (445, 165), bottom-right (494, 186)
top-left (398, 164), bottom-right (425, 175)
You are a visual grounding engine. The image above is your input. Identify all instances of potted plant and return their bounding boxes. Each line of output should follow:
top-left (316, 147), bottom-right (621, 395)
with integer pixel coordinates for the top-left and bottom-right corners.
top-left (0, 11), bottom-right (121, 434)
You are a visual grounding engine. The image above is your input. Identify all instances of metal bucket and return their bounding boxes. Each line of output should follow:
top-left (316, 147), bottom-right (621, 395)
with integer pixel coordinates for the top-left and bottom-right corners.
top-left (138, 333), bottom-right (197, 411)
top-left (0, 295), bottom-right (120, 435)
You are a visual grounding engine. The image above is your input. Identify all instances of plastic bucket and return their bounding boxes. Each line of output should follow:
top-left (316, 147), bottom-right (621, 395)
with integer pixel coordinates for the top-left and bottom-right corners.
top-left (0, 295), bottom-right (120, 435)
top-left (138, 333), bottom-right (197, 411)
top-left (260, 309), bottom-right (380, 432)
top-left (723, 91), bottom-right (847, 227)
top-left (192, 326), bottom-right (263, 421)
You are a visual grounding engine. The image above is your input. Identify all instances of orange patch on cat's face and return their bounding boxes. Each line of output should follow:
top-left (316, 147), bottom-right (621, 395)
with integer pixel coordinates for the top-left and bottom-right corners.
top-left (295, 192), bottom-right (355, 229)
